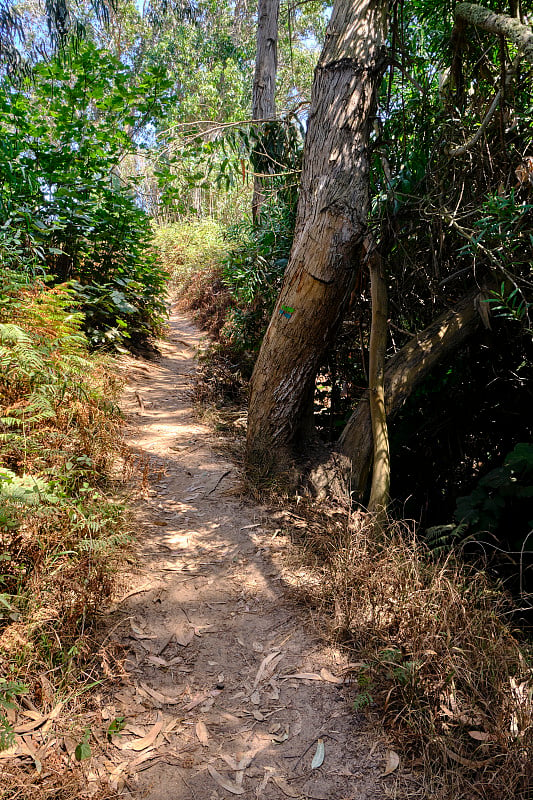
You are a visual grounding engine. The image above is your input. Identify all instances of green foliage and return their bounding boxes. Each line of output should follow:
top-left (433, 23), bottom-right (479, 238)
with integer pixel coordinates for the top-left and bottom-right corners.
top-left (425, 523), bottom-right (469, 556)
top-left (459, 193), bottom-right (533, 329)
top-left (0, 677), bottom-right (27, 751)
top-left (156, 198), bottom-right (296, 361)
top-left (155, 219), bottom-right (229, 287)
top-left (143, 0), bottom-right (321, 222)
top-left (487, 283), bottom-right (531, 330)
top-left (352, 690), bottom-right (373, 711)
top-left (427, 444), bottom-right (533, 554)
top-left (0, 39), bottom-right (171, 347)
top-left (220, 201), bottom-right (296, 355)
top-left (106, 715), bottom-right (126, 740)
top-left (75, 727), bottom-right (92, 761)
top-left (455, 443), bottom-right (533, 541)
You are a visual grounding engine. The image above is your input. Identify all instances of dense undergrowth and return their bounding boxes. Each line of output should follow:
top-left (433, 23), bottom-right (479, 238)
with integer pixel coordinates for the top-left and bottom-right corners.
top-left (0, 270), bottom-right (129, 759)
top-left (283, 505), bottom-right (533, 800)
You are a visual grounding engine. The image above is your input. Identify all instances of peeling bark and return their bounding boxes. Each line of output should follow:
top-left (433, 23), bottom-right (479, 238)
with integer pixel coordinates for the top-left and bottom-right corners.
top-left (246, 0), bottom-right (389, 482)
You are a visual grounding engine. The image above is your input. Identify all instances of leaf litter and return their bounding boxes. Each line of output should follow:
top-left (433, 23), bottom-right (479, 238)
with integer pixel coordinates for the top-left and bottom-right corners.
top-left (8, 312), bottom-right (390, 800)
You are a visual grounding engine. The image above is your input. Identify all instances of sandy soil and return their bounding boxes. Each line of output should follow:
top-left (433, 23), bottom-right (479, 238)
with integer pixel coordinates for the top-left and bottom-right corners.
top-left (98, 309), bottom-right (394, 800)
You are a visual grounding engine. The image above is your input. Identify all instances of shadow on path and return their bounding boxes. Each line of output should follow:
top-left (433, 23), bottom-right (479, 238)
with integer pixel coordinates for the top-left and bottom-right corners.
top-left (96, 310), bottom-right (386, 800)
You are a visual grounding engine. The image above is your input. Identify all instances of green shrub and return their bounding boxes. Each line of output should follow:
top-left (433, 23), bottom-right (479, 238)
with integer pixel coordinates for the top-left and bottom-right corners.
top-left (427, 443), bottom-right (533, 559)
top-left (0, 40), bottom-right (172, 348)
top-left (219, 203), bottom-right (294, 355)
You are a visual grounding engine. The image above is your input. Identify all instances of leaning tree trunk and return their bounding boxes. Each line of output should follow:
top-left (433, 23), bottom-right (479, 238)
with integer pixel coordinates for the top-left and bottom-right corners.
top-left (309, 288), bottom-right (487, 500)
top-left (246, 0), bottom-right (389, 483)
top-left (454, 3), bottom-right (533, 64)
top-left (251, 0), bottom-right (280, 221)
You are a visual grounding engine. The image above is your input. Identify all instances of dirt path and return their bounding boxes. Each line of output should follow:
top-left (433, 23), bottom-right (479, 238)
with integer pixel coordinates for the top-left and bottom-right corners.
top-left (100, 310), bottom-right (388, 800)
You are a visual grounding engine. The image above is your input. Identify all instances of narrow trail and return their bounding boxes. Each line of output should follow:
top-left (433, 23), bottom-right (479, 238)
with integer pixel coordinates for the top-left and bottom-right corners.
top-left (100, 309), bottom-right (388, 800)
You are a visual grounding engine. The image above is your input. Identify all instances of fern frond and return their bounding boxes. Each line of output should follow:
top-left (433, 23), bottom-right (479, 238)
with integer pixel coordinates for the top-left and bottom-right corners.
top-left (0, 324), bottom-right (32, 346)
top-left (425, 523), bottom-right (469, 555)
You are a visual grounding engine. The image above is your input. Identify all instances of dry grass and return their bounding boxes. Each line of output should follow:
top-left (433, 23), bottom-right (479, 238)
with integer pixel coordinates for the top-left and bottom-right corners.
top-left (280, 503), bottom-right (533, 800)
top-left (0, 761), bottom-right (120, 800)
top-left (0, 280), bottom-right (136, 796)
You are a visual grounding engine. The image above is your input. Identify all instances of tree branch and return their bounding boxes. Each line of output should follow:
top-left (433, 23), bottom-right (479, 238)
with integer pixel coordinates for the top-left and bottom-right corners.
top-left (455, 3), bottom-right (533, 64)
top-left (448, 90), bottom-right (501, 157)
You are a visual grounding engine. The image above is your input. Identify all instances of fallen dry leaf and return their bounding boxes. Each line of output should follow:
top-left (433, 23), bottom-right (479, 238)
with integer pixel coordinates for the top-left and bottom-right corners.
top-left (19, 709), bottom-right (41, 721)
top-left (121, 720), bottom-right (164, 751)
top-left (139, 682), bottom-right (182, 705)
top-left (130, 620), bottom-right (157, 640)
top-left (146, 655), bottom-right (169, 667)
top-left (268, 678), bottom-right (280, 701)
top-left (320, 667), bottom-right (343, 684)
top-left (100, 706), bottom-right (116, 721)
top-left (125, 746), bottom-right (157, 771)
top-left (175, 627), bottom-right (195, 647)
top-left (220, 754), bottom-right (239, 770)
top-left (184, 692), bottom-right (211, 712)
top-left (14, 715), bottom-right (48, 735)
top-left (253, 651), bottom-right (282, 688)
top-left (40, 702), bottom-right (64, 734)
top-left (284, 672), bottom-right (322, 681)
top-left (207, 764), bottom-right (245, 795)
top-left (17, 735), bottom-right (42, 773)
top-left (195, 720), bottom-right (209, 746)
top-left (382, 750), bottom-right (400, 776)
top-left (468, 730), bottom-right (491, 741)
top-left (123, 723), bottom-right (147, 737)
top-left (256, 768), bottom-right (272, 796)
top-left (444, 747), bottom-right (494, 769)
top-left (291, 712), bottom-right (302, 737)
top-left (164, 718), bottom-right (182, 734)
top-left (237, 754), bottom-right (254, 770)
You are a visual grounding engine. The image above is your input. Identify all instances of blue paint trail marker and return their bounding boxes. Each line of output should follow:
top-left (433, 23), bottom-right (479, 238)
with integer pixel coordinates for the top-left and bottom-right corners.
top-left (280, 305), bottom-right (295, 320)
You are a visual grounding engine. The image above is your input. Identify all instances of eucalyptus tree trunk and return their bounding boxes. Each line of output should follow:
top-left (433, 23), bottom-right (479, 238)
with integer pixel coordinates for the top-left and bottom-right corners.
top-left (251, 0), bottom-right (280, 221)
top-left (454, 3), bottom-right (533, 64)
top-left (246, 0), bottom-right (389, 482)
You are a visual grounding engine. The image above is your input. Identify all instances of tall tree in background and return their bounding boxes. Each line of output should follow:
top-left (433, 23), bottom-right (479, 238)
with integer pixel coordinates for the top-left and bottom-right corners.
top-left (246, 0), bottom-right (389, 481)
top-left (251, 0), bottom-right (280, 220)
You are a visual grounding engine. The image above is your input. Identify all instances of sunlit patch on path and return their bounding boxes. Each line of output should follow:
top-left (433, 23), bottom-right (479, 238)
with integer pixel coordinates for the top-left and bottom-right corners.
top-left (96, 310), bottom-right (387, 799)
